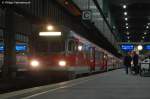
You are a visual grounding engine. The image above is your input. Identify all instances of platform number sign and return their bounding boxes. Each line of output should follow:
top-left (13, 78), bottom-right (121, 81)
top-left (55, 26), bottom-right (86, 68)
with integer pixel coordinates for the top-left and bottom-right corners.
top-left (82, 10), bottom-right (92, 20)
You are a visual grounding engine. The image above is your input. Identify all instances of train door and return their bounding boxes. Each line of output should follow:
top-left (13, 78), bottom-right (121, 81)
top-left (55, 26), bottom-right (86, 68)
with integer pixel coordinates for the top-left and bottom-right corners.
top-left (89, 47), bottom-right (95, 71)
top-left (97, 51), bottom-right (104, 70)
top-left (67, 38), bottom-right (78, 66)
top-left (103, 54), bottom-right (108, 71)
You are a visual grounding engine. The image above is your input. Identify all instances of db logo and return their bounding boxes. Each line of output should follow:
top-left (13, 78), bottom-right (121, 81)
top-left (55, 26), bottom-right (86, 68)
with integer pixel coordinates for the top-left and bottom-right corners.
top-left (82, 10), bottom-right (92, 20)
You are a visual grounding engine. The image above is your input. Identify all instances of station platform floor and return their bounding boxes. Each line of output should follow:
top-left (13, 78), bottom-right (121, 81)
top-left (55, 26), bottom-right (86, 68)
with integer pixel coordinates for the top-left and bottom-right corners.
top-left (0, 69), bottom-right (150, 99)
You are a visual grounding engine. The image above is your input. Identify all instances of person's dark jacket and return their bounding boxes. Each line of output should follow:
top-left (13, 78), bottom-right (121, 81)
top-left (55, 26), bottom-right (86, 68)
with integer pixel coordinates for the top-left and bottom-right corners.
top-left (133, 54), bottom-right (139, 65)
top-left (124, 55), bottom-right (132, 67)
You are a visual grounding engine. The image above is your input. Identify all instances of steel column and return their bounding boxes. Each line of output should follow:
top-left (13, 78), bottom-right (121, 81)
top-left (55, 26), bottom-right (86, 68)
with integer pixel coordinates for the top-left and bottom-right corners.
top-left (2, 8), bottom-right (16, 79)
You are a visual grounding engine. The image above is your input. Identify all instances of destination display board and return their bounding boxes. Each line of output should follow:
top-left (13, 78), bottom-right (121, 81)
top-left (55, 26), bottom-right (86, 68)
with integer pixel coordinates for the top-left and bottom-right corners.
top-left (0, 44), bottom-right (27, 52)
top-left (120, 44), bottom-right (134, 51)
top-left (144, 44), bottom-right (150, 50)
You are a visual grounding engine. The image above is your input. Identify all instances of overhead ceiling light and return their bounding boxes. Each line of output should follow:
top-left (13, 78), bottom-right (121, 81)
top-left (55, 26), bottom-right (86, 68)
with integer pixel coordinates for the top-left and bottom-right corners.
top-left (144, 32), bottom-right (147, 35)
top-left (125, 17), bottom-right (128, 21)
top-left (126, 23), bottom-right (128, 26)
top-left (64, 1), bottom-right (69, 5)
top-left (127, 36), bottom-right (130, 39)
top-left (126, 32), bottom-right (130, 35)
top-left (146, 26), bottom-right (149, 29)
top-left (142, 36), bottom-right (145, 39)
top-left (137, 45), bottom-right (143, 51)
top-left (123, 5), bottom-right (127, 9)
top-left (47, 25), bottom-right (54, 31)
top-left (124, 12), bottom-right (127, 15)
top-left (113, 26), bottom-right (116, 29)
top-left (126, 26), bottom-right (129, 29)
top-left (148, 23), bottom-right (150, 25)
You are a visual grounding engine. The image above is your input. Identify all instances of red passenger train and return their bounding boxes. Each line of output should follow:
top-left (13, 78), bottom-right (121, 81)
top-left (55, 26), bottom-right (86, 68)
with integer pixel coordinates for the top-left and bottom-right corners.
top-left (27, 26), bottom-right (122, 78)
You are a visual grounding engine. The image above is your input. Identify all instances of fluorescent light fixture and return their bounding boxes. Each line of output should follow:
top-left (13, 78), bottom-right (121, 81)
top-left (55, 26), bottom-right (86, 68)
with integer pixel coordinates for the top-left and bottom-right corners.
top-left (39, 32), bottom-right (62, 36)
top-left (124, 12), bottom-right (127, 15)
top-left (146, 26), bottom-right (149, 29)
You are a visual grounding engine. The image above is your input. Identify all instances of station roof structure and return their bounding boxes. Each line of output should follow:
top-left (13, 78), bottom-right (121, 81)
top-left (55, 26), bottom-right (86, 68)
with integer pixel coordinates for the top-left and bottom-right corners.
top-left (109, 0), bottom-right (150, 42)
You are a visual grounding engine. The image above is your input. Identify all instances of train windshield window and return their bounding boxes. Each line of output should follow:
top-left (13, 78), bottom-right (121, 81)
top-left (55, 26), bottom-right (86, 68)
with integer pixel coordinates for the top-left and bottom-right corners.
top-left (48, 41), bottom-right (65, 53)
top-left (36, 40), bottom-right (65, 54)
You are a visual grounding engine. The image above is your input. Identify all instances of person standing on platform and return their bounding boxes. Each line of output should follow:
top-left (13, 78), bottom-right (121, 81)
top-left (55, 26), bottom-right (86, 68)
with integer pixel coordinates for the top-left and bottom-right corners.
top-left (132, 51), bottom-right (139, 74)
top-left (123, 52), bottom-right (132, 74)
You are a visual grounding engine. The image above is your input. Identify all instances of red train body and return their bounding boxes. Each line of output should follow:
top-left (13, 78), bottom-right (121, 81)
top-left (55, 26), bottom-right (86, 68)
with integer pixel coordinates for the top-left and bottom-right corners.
top-left (26, 27), bottom-right (122, 78)
top-left (0, 26), bottom-right (122, 79)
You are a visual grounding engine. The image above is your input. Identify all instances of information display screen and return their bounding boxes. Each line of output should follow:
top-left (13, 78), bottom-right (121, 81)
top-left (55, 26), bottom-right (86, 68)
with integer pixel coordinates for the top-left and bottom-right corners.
top-left (120, 44), bottom-right (134, 51)
top-left (0, 44), bottom-right (27, 52)
top-left (16, 44), bottom-right (27, 51)
top-left (144, 45), bottom-right (150, 50)
top-left (0, 45), bottom-right (4, 52)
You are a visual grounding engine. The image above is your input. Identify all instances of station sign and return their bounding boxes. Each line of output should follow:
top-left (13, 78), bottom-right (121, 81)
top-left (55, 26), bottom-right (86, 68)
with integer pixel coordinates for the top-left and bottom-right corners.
top-left (82, 10), bottom-right (92, 20)
top-left (120, 44), bottom-right (134, 51)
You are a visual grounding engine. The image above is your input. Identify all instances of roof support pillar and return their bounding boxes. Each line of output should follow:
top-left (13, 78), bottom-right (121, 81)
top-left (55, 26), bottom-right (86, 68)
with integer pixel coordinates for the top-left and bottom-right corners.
top-left (2, 8), bottom-right (17, 79)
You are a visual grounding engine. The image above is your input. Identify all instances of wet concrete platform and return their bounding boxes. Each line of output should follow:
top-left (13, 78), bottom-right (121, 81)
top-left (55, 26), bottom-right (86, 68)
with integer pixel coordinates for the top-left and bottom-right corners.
top-left (0, 69), bottom-right (150, 99)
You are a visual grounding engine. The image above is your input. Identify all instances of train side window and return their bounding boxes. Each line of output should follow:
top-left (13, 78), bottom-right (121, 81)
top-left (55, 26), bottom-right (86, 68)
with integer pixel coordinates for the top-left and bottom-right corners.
top-left (95, 51), bottom-right (101, 59)
top-left (89, 47), bottom-right (95, 59)
top-left (68, 39), bottom-right (76, 52)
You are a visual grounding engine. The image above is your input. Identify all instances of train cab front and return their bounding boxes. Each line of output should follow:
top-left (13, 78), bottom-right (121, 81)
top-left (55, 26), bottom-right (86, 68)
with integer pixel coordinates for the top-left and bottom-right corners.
top-left (27, 27), bottom-right (82, 79)
top-left (27, 30), bottom-right (72, 77)
top-left (28, 54), bottom-right (68, 70)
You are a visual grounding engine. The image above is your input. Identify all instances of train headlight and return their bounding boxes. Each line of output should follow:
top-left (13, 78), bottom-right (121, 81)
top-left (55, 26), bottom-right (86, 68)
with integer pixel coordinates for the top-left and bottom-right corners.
top-left (58, 60), bottom-right (66, 67)
top-left (30, 60), bottom-right (39, 67)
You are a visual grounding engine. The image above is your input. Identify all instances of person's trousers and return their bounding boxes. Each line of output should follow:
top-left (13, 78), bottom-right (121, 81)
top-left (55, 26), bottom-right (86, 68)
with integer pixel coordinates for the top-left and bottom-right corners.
top-left (125, 66), bottom-right (131, 74)
top-left (134, 64), bottom-right (139, 74)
